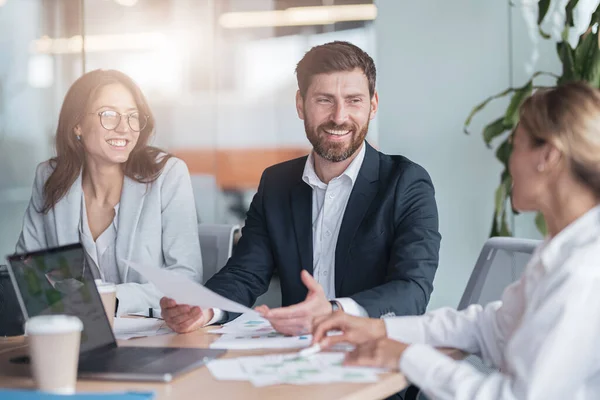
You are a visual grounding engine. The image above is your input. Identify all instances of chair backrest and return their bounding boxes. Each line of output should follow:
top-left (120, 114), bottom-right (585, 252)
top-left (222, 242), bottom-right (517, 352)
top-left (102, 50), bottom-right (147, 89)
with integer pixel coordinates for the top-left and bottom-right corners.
top-left (458, 237), bottom-right (541, 310)
top-left (457, 236), bottom-right (541, 377)
top-left (198, 223), bottom-right (240, 284)
top-left (190, 174), bottom-right (219, 224)
top-left (411, 237), bottom-right (542, 400)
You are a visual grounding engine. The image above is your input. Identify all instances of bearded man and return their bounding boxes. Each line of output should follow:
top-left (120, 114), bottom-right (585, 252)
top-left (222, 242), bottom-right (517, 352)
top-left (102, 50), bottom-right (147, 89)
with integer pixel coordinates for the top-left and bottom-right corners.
top-left (160, 41), bottom-right (441, 338)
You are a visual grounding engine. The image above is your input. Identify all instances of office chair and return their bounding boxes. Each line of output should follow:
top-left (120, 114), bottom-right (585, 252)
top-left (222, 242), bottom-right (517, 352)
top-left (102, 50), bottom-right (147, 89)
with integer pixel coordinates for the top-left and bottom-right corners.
top-left (198, 223), bottom-right (240, 284)
top-left (405, 236), bottom-right (541, 400)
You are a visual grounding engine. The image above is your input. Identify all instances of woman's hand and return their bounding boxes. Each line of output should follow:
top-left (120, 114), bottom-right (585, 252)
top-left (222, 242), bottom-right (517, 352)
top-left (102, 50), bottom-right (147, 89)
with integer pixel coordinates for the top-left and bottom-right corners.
top-left (312, 311), bottom-right (387, 348)
top-left (344, 338), bottom-right (409, 371)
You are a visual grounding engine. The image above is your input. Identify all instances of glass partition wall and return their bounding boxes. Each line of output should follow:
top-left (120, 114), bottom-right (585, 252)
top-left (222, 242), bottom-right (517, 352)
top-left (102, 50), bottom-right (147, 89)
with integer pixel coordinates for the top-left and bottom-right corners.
top-left (0, 0), bottom-right (377, 258)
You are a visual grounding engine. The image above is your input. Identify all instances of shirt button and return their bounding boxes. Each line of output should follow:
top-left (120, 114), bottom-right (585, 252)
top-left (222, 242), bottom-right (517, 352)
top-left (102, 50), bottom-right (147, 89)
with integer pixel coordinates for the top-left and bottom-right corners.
top-left (329, 193), bottom-right (336, 199)
top-left (325, 230), bottom-right (331, 237)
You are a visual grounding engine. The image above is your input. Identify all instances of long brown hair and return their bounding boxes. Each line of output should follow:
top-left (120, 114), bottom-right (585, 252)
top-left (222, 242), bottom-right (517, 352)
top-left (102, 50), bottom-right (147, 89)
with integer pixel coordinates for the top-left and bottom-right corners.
top-left (42, 69), bottom-right (171, 213)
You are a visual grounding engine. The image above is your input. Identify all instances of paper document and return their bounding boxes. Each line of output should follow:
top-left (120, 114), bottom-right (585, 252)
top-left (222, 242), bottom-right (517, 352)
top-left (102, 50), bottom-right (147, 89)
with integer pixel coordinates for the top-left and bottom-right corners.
top-left (126, 261), bottom-right (257, 315)
top-left (205, 359), bottom-right (248, 381)
top-left (209, 312), bottom-right (275, 335)
top-left (209, 313), bottom-right (347, 350)
top-left (210, 332), bottom-right (312, 350)
top-left (209, 312), bottom-right (310, 350)
top-left (113, 317), bottom-right (172, 340)
top-left (207, 352), bottom-right (383, 387)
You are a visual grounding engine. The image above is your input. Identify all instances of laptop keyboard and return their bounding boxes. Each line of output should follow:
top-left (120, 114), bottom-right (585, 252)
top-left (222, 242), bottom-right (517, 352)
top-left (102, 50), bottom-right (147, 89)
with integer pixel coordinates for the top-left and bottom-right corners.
top-left (79, 346), bottom-right (180, 373)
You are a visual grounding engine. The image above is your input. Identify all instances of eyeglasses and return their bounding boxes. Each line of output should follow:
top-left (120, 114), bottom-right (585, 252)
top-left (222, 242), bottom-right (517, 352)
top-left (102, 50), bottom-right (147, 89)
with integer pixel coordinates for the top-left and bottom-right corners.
top-left (87, 110), bottom-right (149, 132)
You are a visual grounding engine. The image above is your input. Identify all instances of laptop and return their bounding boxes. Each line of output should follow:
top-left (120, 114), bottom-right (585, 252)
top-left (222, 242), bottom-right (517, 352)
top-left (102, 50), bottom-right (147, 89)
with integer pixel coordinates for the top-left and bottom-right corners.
top-left (6, 243), bottom-right (225, 382)
top-left (0, 265), bottom-right (24, 336)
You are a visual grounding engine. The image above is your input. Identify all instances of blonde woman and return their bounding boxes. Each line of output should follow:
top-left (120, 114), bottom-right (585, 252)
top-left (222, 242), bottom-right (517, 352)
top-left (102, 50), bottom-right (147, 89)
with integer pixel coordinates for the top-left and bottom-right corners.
top-left (312, 81), bottom-right (600, 399)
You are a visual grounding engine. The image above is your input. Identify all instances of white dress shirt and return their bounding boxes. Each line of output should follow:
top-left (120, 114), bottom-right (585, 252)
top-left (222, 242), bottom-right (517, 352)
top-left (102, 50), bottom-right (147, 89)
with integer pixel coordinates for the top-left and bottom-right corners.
top-left (208, 144), bottom-right (368, 325)
top-left (300, 143), bottom-right (368, 317)
top-left (79, 194), bottom-right (121, 284)
top-left (383, 205), bottom-right (600, 400)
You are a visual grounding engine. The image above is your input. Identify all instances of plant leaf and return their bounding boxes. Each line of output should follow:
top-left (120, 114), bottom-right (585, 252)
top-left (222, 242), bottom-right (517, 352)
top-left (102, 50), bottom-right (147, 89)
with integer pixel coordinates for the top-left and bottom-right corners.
top-left (575, 29), bottom-right (596, 74)
top-left (489, 210), bottom-right (500, 237)
top-left (580, 32), bottom-right (600, 88)
top-left (566, 0), bottom-right (580, 27)
top-left (494, 182), bottom-right (507, 226)
top-left (493, 174), bottom-right (512, 233)
top-left (538, 0), bottom-right (551, 25)
top-left (585, 51), bottom-right (600, 88)
top-left (498, 209), bottom-right (512, 236)
top-left (535, 212), bottom-right (548, 236)
top-left (483, 117), bottom-right (508, 147)
top-left (557, 41), bottom-right (578, 83)
top-left (591, 4), bottom-right (600, 25)
top-left (575, 29), bottom-right (595, 65)
top-left (495, 138), bottom-right (513, 165)
top-left (464, 87), bottom-right (515, 133)
top-left (503, 81), bottom-right (533, 127)
top-left (538, 26), bottom-right (551, 39)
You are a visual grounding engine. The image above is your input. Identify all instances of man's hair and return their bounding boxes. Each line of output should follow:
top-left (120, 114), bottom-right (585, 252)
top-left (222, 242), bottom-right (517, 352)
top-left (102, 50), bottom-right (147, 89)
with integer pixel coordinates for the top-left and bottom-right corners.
top-left (295, 41), bottom-right (376, 98)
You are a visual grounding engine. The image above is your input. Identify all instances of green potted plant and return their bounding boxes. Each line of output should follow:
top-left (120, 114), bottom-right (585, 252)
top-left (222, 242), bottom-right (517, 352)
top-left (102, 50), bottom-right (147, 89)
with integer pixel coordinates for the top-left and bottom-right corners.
top-left (464, 0), bottom-right (600, 237)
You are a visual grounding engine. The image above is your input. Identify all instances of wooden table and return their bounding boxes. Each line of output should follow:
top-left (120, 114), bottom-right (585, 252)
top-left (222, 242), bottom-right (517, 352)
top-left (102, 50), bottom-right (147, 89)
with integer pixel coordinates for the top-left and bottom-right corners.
top-left (0, 327), bottom-right (408, 400)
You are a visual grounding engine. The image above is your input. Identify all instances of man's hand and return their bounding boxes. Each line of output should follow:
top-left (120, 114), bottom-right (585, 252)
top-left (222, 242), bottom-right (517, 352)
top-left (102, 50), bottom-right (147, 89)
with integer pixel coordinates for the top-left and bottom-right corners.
top-left (255, 270), bottom-right (331, 336)
top-left (344, 338), bottom-right (409, 371)
top-left (160, 297), bottom-right (214, 333)
top-left (312, 311), bottom-right (387, 348)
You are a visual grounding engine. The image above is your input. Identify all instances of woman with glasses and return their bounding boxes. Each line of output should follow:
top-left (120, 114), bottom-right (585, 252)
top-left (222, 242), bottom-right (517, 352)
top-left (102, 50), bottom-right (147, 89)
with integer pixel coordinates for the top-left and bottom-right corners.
top-left (311, 81), bottom-right (600, 399)
top-left (16, 69), bottom-right (202, 316)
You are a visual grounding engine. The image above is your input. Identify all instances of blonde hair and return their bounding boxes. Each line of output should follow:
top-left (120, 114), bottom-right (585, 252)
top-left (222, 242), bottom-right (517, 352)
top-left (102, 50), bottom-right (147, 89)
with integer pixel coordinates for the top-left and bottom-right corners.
top-left (519, 81), bottom-right (600, 193)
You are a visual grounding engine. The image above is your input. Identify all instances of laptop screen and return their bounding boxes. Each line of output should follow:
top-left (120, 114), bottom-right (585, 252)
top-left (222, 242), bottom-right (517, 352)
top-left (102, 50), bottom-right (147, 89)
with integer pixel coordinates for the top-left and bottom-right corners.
top-left (7, 243), bottom-right (115, 353)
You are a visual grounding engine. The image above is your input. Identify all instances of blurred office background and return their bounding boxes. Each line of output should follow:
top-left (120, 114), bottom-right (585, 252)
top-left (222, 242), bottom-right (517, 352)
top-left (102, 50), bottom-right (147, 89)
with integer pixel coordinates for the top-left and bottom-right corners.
top-left (0, 0), bottom-right (555, 310)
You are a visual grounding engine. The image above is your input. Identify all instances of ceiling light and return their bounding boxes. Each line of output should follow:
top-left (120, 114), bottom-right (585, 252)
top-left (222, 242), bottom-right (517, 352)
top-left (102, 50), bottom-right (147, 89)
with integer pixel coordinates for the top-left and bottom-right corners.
top-left (114, 0), bottom-right (139, 7)
top-left (30, 32), bottom-right (167, 54)
top-left (219, 4), bottom-right (377, 29)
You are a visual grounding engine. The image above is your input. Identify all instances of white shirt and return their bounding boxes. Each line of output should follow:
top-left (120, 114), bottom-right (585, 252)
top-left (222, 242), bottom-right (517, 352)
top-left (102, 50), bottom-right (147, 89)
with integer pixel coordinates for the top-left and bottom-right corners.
top-left (79, 194), bottom-right (121, 284)
top-left (384, 205), bottom-right (600, 400)
top-left (208, 144), bottom-right (368, 325)
top-left (301, 143), bottom-right (368, 317)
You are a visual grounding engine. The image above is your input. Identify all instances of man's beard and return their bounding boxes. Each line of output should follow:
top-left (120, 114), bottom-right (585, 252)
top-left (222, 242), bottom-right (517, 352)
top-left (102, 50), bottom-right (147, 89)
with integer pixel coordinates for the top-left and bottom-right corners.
top-left (305, 116), bottom-right (370, 163)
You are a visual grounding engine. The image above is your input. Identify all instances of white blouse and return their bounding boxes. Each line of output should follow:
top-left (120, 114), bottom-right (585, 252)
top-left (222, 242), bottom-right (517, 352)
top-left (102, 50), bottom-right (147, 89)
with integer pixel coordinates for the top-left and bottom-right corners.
top-left (385, 205), bottom-right (600, 400)
top-left (79, 194), bottom-right (121, 285)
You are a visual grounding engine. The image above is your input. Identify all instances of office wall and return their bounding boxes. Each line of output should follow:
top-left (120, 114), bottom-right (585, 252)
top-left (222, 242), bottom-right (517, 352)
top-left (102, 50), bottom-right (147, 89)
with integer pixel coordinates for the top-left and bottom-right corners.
top-left (0, 1), bottom-right (377, 260)
top-left (375, 0), bottom-right (515, 309)
top-left (0, 0), bottom-right (61, 260)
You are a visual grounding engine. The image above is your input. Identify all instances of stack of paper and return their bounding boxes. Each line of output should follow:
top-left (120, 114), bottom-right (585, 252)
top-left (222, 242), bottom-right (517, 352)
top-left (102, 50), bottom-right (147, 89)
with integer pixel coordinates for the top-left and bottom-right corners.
top-left (113, 317), bottom-right (172, 340)
top-left (208, 313), bottom-right (312, 350)
top-left (210, 332), bottom-right (313, 350)
top-left (207, 352), bottom-right (384, 387)
top-left (209, 313), bottom-right (275, 335)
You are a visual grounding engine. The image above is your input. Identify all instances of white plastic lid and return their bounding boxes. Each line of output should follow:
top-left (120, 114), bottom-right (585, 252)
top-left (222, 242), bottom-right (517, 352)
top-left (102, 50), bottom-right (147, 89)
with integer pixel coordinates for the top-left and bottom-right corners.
top-left (25, 315), bottom-right (83, 335)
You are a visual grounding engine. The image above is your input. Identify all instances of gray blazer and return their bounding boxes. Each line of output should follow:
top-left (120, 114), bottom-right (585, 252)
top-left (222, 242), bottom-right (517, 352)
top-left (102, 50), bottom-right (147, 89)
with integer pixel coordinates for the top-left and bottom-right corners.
top-left (16, 157), bottom-right (203, 315)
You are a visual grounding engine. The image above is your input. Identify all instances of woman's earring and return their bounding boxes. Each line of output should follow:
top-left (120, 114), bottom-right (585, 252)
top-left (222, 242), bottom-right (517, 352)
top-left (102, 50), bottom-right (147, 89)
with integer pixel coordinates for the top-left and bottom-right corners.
top-left (76, 135), bottom-right (81, 141)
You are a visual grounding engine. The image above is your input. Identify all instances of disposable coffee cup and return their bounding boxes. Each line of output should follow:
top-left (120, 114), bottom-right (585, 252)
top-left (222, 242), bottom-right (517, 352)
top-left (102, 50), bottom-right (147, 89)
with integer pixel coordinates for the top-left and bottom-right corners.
top-left (26, 315), bottom-right (83, 394)
top-left (95, 280), bottom-right (117, 328)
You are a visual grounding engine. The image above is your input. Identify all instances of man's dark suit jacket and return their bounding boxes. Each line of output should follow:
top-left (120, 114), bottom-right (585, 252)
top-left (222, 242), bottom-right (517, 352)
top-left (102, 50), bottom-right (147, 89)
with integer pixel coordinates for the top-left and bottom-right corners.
top-left (205, 142), bottom-right (441, 322)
